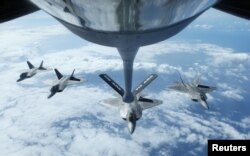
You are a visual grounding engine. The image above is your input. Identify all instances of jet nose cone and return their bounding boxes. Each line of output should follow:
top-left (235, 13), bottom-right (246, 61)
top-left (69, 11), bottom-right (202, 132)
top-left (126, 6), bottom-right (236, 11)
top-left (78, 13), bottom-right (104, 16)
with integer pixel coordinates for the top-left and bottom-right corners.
top-left (201, 100), bottom-right (209, 110)
top-left (47, 93), bottom-right (55, 99)
top-left (127, 121), bottom-right (136, 134)
top-left (16, 78), bottom-right (25, 82)
top-left (16, 79), bottom-right (21, 82)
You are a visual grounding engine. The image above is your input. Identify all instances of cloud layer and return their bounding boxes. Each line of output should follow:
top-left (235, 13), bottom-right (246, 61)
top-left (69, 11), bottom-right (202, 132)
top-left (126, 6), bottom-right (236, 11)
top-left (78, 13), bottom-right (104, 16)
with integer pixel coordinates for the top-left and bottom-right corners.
top-left (0, 9), bottom-right (249, 156)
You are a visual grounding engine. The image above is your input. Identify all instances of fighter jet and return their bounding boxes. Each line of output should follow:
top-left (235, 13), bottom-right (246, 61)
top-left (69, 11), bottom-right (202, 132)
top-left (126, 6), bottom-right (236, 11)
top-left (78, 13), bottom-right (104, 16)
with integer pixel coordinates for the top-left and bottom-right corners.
top-left (168, 73), bottom-right (216, 110)
top-left (17, 60), bottom-right (49, 82)
top-left (48, 68), bottom-right (84, 98)
top-left (100, 74), bottom-right (162, 134)
top-left (2, 0), bottom-right (247, 110)
top-left (2, 1), bottom-right (249, 101)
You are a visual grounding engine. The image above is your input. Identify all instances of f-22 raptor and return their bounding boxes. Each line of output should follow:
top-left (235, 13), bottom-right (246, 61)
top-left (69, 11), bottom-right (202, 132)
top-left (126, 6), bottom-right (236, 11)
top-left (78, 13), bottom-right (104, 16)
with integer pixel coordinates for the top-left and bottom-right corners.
top-left (48, 69), bottom-right (84, 98)
top-left (168, 73), bottom-right (216, 110)
top-left (17, 61), bottom-right (49, 82)
top-left (100, 74), bottom-right (162, 134)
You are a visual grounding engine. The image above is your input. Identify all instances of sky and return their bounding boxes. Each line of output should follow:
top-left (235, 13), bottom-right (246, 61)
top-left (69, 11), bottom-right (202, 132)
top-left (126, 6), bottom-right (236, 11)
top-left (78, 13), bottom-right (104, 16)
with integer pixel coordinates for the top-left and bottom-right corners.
top-left (0, 7), bottom-right (249, 156)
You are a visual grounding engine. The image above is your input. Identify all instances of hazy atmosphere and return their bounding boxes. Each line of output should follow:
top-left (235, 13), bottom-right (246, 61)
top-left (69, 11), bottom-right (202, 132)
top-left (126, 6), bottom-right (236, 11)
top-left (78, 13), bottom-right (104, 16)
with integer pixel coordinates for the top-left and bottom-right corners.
top-left (0, 8), bottom-right (249, 156)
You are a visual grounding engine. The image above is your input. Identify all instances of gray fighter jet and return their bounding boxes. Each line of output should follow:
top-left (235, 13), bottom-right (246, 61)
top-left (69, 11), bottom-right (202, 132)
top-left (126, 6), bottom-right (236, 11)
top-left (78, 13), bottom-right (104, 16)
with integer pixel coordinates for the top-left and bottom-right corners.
top-left (48, 69), bottom-right (84, 98)
top-left (100, 74), bottom-right (162, 134)
top-left (17, 61), bottom-right (49, 82)
top-left (168, 73), bottom-right (216, 110)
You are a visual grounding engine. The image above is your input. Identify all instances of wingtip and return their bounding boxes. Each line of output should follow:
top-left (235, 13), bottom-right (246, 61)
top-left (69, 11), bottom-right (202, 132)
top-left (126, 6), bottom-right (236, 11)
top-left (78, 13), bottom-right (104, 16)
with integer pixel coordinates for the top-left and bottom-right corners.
top-left (151, 73), bottom-right (158, 77)
top-left (99, 73), bottom-right (105, 77)
top-left (158, 100), bottom-right (163, 105)
top-left (16, 78), bottom-right (24, 82)
top-left (47, 92), bottom-right (56, 99)
top-left (47, 95), bottom-right (53, 99)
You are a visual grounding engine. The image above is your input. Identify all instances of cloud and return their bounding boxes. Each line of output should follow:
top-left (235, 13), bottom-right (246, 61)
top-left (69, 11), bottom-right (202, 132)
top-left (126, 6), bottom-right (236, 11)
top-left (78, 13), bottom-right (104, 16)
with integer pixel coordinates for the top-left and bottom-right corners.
top-left (218, 83), bottom-right (244, 101)
top-left (204, 47), bottom-right (250, 65)
top-left (0, 24), bottom-right (70, 49)
top-left (137, 41), bottom-right (250, 67)
top-left (240, 117), bottom-right (250, 129)
top-left (193, 24), bottom-right (214, 29)
top-left (0, 9), bottom-right (249, 156)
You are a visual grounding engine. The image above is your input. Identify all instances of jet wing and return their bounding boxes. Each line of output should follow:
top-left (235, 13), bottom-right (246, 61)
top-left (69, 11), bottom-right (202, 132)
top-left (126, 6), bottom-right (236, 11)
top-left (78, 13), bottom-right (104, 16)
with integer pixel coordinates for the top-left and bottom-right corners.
top-left (101, 98), bottom-right (121, 109)
top-left (69, 76), bottom-right (81, 81)
top-left (67, 79), bottom-right (86, 85)
top-left (18, 69), bottom-right (31, 73)
top-left (197, 85), bottom-right (216, 93)
top-left (43, 79), bottom-right (59, 86)
top-left (168, 84), bottom-right (188, 93)
top-left (0, 0), bottom-right (39, 23)
top-left (138, 98), bottom-right (163, 110)
top-left (36, 67), bottom-right (53, 73)
top-left (213, 0), bottom-right (250, 20)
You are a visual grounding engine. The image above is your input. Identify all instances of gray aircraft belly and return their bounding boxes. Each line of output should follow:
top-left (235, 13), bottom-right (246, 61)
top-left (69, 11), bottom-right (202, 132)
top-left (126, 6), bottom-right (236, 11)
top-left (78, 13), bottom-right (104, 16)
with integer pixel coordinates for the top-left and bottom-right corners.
top-left (119, 102), bottom-right (142, 119)
top-left (27, 68), bottom-right (37, 77)
top-left (58, 77), bottom-right (68, 90)
top-left (190, 92), bottom-right (200, 100)
top-left (29, 0), bottom-right (219, 48)
top-left (30, 0), bottom-right (218, 32)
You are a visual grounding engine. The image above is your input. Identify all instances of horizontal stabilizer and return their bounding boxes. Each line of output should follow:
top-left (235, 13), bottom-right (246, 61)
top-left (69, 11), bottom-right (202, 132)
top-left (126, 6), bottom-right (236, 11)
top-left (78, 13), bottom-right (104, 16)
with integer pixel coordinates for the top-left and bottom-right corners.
top-left (70, 76), bottom-right (81, 81)
top-left (133, 74), bottom-right (158, 95)
top-left (54, 69), bottom-right (63, 80)
top-left (27, 61), bottom-right (34, 69)
top-left (99, 74), bottom-right (124, 96)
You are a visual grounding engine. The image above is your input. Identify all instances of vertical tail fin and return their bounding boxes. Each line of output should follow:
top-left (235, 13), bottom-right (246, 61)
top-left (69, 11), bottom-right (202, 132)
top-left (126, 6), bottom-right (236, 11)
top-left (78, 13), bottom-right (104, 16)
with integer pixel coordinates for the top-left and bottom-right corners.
top-left (27, 61), bottom-right (34, 69)
top-left (133, 74), bottom-right (158, 95)
top-left (38, 60), bottom-right (46, 70)
top-left (71, 69), bottom-right (75, 77)
top-left (54, 68), bottom-right (63, 80)
top-left (69, 69), bottom-right (81, 81)
top-left (193, 75), bottom-right (202, 86)
top-left (177, 71), bottom-right (187, 87)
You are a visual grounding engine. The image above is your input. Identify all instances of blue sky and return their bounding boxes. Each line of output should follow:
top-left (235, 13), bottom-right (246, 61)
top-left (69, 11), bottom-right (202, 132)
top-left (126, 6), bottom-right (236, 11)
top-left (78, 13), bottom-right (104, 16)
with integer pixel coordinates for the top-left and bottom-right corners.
top-left (0, 7), bottom-right (249, 156)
